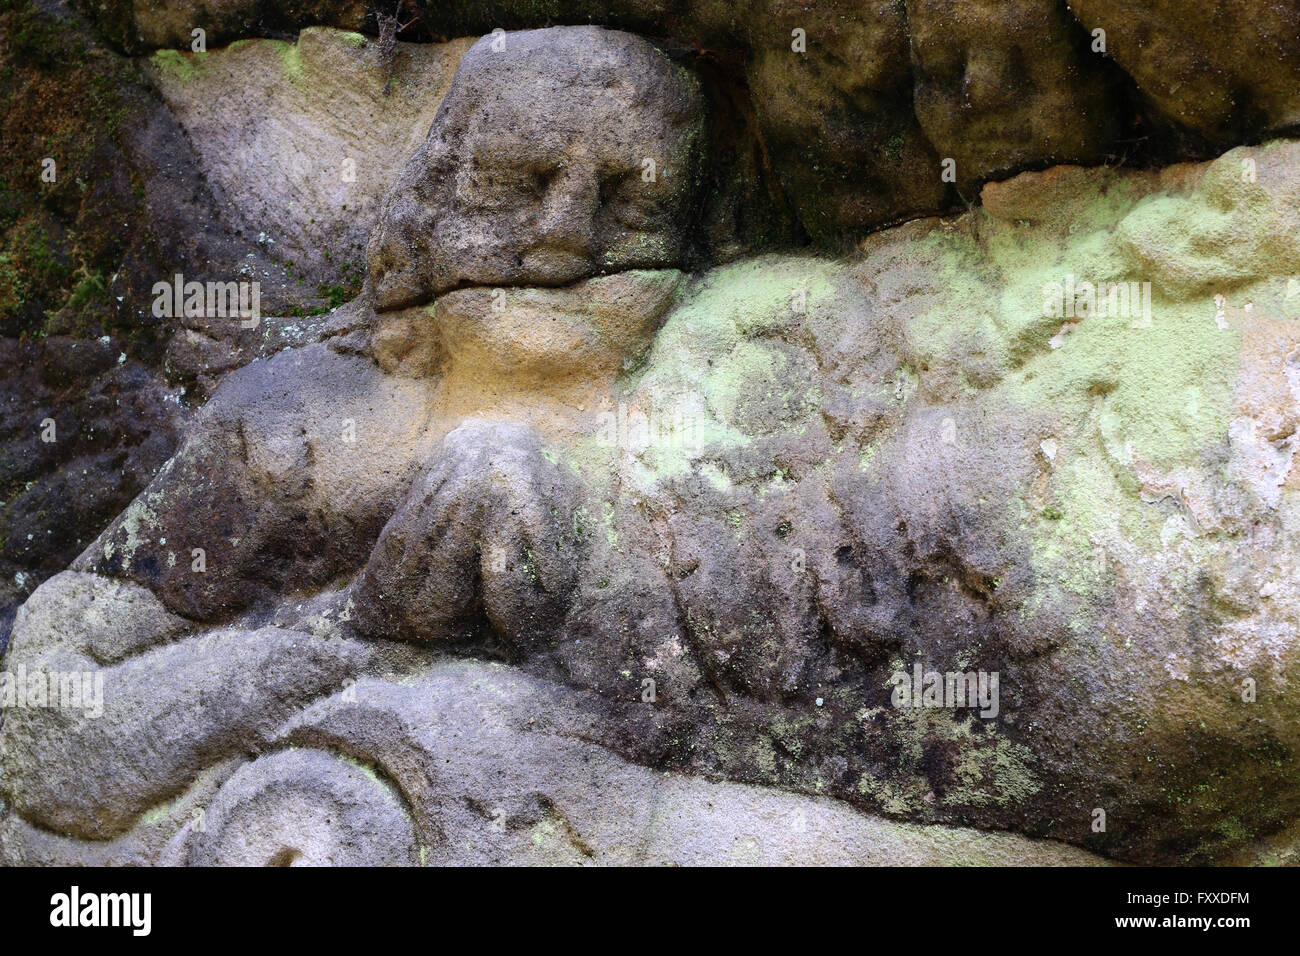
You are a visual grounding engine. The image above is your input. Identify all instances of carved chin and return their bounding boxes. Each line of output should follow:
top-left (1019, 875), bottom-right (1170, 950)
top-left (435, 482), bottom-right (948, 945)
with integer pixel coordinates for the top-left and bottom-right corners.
top-left (432, 268), bottom-right (684, 385)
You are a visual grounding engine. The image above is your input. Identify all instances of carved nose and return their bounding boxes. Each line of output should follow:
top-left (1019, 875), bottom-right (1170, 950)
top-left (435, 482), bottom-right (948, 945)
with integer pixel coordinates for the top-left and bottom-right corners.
top-left (368, 252), bottom-right (425, 312)
top-left (963, 48), bottom-right (1015, 111)
top-left (534, 165), bottom-right (599, 256)
top-left (366, 210), bottom-right (428, 310)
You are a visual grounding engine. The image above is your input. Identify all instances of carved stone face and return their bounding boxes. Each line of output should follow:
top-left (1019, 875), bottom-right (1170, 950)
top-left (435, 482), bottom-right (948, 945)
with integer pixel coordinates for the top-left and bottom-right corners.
top-left (367, 26), bottom-right (704, 311)
top-left (907, 0), bottom-right (1116, 183)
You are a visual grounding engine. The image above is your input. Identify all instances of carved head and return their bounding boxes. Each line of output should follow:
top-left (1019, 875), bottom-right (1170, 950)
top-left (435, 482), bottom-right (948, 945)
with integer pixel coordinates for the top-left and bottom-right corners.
top-left (907, 0), bottom-right (1116, 181)
top-left (366, 26), bottom-right (704, 311)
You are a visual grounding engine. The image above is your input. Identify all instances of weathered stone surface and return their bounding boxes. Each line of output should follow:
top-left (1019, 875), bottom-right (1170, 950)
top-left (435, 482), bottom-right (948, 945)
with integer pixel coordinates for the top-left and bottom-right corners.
top-left (71, 0), bottom-right (1300, 243)
top-left (350, 420), bottom-right (585, 653)
top-left (430, 270), bottom-right (684, 394)
top-left (83, 0), bottom-right (370, 54)
top-left (76, 343), bottom-right (440, 620)
top-left (5, 18), bottom-right (1300, 869)
top-left (0, 570), bottom-right (376, 839)
top-left (559, 140), bottom-right (1300, 864)
top-left (0, 658), bottom-right (1108, 865)
top-left (1066, 0), bottom-right (1300, 145)
top-left (184, 748), bottom-right (419, 866)
top-left (0, 4), bottom-right (407, 633)
top-left (0, 340), bottom-right (183, 652)
top-left (743, 0), bottom-right (950, 242)
top-left (11, 137), bottom-right (1299, 864)
top-left (144, 27), bottom-right (476, 290)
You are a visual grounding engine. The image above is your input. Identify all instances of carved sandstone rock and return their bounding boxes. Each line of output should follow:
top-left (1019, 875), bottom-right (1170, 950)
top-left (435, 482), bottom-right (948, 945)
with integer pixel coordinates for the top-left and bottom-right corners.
top-left (4, 23), bottom-right (1300, 868)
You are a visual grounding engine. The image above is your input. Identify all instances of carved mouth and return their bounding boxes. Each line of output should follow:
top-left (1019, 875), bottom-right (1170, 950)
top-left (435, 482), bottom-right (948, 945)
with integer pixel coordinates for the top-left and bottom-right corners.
top-left (517, 246), bottom-right (595, 283)
top-left (372, 269), bottom-right (429, 313)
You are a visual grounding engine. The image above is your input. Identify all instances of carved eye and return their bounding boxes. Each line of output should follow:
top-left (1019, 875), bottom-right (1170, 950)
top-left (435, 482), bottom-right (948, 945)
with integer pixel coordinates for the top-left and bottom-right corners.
top-left (597, 173), bottom-right (623, 209)
top-left (599, 172), bottom-right (647, 213)
top-left (530, 167), bottom-right (556, 197)
top-left (599, 172), bottom-right (656, 230)
top-left (458, 160), bottom-right (550, 209)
